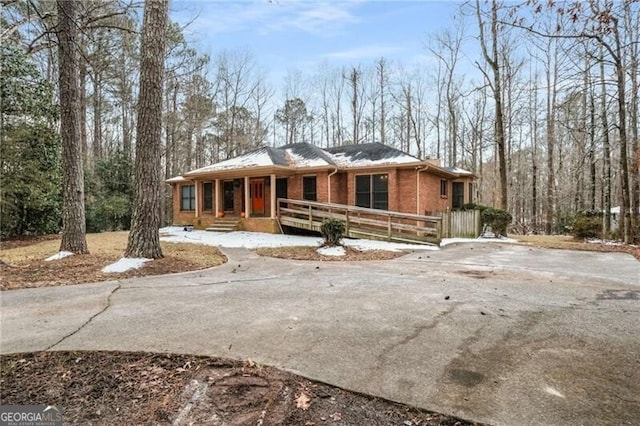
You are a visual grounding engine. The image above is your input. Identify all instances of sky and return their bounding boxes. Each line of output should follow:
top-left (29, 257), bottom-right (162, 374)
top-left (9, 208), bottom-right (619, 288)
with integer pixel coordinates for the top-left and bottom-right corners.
top-left (170, 0), bottom-right (470, 88)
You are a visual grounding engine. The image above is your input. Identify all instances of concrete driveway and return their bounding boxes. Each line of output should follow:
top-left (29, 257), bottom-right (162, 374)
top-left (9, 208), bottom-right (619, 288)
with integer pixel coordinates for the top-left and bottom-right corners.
top-left (2, 243), bottom-right (639, 425)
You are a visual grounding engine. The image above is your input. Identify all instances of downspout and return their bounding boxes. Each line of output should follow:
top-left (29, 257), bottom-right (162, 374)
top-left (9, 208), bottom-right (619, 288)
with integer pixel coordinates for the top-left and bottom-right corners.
top-left (327, 167), bottom-right (338, 203)
top-left (416, 164), bottom-right (429, 215)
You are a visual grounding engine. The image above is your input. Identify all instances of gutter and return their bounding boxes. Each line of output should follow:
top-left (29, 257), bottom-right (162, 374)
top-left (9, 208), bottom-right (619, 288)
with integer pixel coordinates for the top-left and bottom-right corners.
top-left (327, 167), bottom-right (339, 203)
top-left (416, 164), bottom-right (429, 215)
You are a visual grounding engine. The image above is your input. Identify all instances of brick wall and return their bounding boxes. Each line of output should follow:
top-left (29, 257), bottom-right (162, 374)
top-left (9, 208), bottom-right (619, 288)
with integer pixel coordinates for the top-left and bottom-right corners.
top-left (241, 218), bottom-right (280, 233)
top-left (330, 172), bottom-right (348, 204)
top-left (397, 169), bottom-right (417, 214)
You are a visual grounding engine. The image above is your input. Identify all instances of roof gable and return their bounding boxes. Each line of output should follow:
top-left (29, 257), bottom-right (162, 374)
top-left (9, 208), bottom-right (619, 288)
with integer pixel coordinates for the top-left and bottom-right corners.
top-left (184, 146), bottom-right (286, 175)
top-left (280, 142), bottom-right (336, 167)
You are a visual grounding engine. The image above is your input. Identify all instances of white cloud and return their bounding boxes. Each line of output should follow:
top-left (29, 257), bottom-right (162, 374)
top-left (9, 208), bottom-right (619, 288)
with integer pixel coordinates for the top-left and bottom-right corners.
top-left (172, 1), bottom-right (360, 38)
top-left (322, 44), bottom-right (404, 61)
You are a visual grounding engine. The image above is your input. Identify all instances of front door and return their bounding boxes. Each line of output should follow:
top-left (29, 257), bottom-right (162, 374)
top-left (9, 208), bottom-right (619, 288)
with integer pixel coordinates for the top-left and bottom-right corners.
top-left (223, 181), bottom-right (234, 212)
top-left (251, 179), bottom-right (265, 215)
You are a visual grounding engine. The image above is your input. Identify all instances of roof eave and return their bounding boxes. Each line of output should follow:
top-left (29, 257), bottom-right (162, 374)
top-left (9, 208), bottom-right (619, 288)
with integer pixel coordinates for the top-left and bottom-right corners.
top-left (183, 165), bottom-right (294, 179)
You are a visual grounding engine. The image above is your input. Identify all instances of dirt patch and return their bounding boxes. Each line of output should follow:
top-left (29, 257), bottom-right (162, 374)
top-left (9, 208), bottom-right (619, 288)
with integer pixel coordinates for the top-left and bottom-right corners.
top-left (0, 232), bottom-right (226, 291)
top-left (0, 234), bottom-right (60, 250)
top-left (457, 270), bottom-right (494, 279)
top-left (255, 245), bottom-right (406, 261)
top-left (514, 235), bottom-right (640, 261)
top-left (1, 351), bottom-right (478, 426)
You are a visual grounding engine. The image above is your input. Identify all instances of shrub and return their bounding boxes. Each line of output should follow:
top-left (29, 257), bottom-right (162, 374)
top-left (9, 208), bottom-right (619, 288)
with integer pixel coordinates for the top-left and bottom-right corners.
top-left (571, 210), bottom-right (602, 239)
top-left (459, 203), bottom-right (488, 212)
top-left (320, 218), bottom-right (345, 246)
top-left (86, 195), bottom-right (131, 233)
top-left (481, 207), bottom-right (512, 237)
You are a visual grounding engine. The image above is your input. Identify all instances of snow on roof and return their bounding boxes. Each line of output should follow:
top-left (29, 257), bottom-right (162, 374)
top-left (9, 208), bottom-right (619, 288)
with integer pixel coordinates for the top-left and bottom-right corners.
top-left (325, 142), bottom-right (421, 167)
top-left (178, 142), bottom-right (469, 177)
top-left (443, 166), bottom-right (474, 176)
top-left (282, 143), bottom-right (335, 167)
top-left (166, 175), bottom-right (188, 183)
top-left (185, 147), bottom-right (280, 175)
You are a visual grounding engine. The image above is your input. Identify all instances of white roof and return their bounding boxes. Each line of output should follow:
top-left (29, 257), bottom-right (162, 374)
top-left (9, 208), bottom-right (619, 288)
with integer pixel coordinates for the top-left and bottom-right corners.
top-left (186, 149), bottom-right (275, 175)
top-left (284, 149), bottom-right (332, 168)
top-left (328, 151), bottom-right (420, 167)
top-left (166, 176), bottom-right (189, 183)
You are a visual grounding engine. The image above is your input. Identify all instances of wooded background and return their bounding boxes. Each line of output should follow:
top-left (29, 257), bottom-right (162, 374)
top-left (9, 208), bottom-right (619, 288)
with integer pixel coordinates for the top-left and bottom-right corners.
top-left (2, 0), bottom-right (638, 243)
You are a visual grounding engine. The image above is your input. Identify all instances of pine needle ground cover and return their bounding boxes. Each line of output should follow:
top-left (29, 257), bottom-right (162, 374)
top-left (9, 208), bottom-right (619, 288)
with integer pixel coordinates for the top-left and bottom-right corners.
top-left (0, 231), bottom-right (226, 290)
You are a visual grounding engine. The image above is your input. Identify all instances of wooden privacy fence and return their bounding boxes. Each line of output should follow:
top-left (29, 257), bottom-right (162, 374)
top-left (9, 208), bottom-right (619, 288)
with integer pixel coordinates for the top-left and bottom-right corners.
top-left (277, 198), bottom-right (442, 245)
top-left (440, 209), bottom-right (481, 238)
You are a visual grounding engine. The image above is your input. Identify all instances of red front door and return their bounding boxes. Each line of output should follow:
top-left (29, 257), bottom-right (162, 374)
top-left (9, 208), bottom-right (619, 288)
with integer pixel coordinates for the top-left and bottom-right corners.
top-left (251, 179), bottom-right (265, 215)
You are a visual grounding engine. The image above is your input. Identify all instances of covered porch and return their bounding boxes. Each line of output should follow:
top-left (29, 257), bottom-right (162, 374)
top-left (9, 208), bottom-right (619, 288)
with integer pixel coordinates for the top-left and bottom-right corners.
top-left (171, 166), bottom-right (292, 232)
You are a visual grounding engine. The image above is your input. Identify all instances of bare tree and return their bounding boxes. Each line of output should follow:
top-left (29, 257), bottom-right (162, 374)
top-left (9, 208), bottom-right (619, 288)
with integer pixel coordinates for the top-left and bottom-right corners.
top-left (475, 0), bottom-right (508, 210)
top-left (429, 23), bottom-right (464, 165)
top-left (125, 0), bottom-right (169, 259)
top-left (376, 58), bottom-right (388, 144)
top-left (57, 0), bottom-right (88, 254)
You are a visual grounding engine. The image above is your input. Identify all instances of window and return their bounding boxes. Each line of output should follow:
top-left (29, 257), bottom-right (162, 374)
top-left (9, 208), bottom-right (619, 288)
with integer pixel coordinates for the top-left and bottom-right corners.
top-left (440, 180), bottom-right (448, 197)
top-left (276, 178), bottom-right (288, 200)
top-left (181, 185), bottom-right (195, 211)
top-left (203, 182), bottom-right (213, 211)
top-left (355, 174), bottom-right (388, 210)
top-left (468, 183), bottom-right (474, 204)
top-left (303, 176), bottom-right (317, 201)
top-left (452, 182), bottom-right (464, 209)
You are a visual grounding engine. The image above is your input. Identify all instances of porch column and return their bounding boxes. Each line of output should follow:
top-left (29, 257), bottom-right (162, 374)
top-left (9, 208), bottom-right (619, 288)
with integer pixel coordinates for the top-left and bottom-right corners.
top-left (244, 176), bottom-right (250, 218)
top-left (214, 179), bottom-right (220, 215)
top-left (270, 173), bottom-right (276, 219)
top-left (194, 180), bottom-right (200, 218)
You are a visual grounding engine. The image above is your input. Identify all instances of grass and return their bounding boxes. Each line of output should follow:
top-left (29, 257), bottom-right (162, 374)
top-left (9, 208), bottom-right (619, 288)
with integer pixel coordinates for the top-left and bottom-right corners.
top-left (0, 231), bottom-right (226, 290)
top-left (512, 234), bottom-right (640, 261)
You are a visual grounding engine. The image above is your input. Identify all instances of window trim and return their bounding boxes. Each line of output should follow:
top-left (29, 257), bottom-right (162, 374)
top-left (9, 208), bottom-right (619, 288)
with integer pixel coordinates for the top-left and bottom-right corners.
top-left (355, 173), bottom-right (388, 210)
top-left (302, 175), bottom-right (317, 201)
top-left (440, 179), bottom-right (448, 198)
top-left (181, 184), bottom-right (195, 211)
top-left (452, 181), bottom-right (465, 209)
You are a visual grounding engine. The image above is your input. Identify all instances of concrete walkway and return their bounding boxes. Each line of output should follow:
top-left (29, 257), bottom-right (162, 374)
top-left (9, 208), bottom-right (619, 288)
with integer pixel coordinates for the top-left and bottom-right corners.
top-left (2, 243), bottom-right (639, 425)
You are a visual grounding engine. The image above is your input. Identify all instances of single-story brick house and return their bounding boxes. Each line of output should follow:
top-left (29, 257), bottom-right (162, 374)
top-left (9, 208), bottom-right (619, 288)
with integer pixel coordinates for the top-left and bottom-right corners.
top-left (168, 142), bottom-right (476, 233)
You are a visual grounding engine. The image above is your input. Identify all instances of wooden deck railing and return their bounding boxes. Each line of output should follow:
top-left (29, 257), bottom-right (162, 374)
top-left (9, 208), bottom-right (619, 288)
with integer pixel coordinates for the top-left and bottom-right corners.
top-left (276, 198), bottom-right (442, 245)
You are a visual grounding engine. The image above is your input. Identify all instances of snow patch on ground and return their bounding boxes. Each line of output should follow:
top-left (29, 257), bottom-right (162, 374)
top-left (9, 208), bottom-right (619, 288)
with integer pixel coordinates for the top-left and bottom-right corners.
top-left (102, 257), bottom-right (151, 273)
top-left (440, 236), bottom-right (517, 247)
top-left (317, 245), bottom-right (346, 256)
top-left (160, 227), bottom-right (515, 252)
top-left (586, 238), bottom-right (626, 246)
top-left (159, 227), bottom-right (438, 252)
top-left (161, 227), bottom-right (322, 249)
top-left (343, 238), bottom-right (438, 252)
top-left (44, 251), bottom-right (75, 262)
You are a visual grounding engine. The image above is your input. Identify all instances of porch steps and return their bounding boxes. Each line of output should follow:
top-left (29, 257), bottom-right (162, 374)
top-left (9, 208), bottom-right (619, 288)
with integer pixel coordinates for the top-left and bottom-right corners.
top-left (205, 218), bottom-right (241, 233)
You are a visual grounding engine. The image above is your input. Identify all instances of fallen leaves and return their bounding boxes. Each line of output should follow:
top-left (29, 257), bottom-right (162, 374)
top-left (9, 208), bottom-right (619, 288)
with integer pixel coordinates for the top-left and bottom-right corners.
top-left (255, 246), bottom-right (405, 261)
top-left (296, 392), bottom-right (312, 410)
top-left (0, 351), bottom-right (477, 425)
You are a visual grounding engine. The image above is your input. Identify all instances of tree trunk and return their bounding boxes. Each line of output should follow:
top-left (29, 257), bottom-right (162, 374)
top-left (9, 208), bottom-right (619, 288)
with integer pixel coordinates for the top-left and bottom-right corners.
top-left (125, 0), bottom-right (169, 260)
top-left (476, 0), bottom-right (508, 210)
top-left (58, 0), bottom-right (88, 254)
top-left (79, 56), bottom-right (88, 169)
top-left (545, 39), bottom-right (558, 234)
top-left (600, 50), bottom-right (612, 237)
top-left (611, 21), bottom-right (631, 243)
top-left (378, 58), bottom-right (386, 144)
